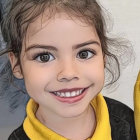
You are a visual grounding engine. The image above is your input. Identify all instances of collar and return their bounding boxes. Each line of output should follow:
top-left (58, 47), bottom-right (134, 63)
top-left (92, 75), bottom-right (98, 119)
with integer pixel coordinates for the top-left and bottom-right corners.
top-left (23, 93), bottom-right (112, 140)
top-left (134, 71), bottom-right (140, 140)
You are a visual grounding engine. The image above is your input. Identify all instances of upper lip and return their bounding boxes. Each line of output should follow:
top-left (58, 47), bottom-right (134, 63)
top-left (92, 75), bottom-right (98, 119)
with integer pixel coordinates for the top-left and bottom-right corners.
top-left (51, 87), bottom-right (88, 93)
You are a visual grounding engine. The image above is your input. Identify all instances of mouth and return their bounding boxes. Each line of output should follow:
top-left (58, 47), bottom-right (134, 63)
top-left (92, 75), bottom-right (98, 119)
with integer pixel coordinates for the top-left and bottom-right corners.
top-left (50, 88), bottom-right (87, 98)
top-left (49, 85), bottom-right (91, 104)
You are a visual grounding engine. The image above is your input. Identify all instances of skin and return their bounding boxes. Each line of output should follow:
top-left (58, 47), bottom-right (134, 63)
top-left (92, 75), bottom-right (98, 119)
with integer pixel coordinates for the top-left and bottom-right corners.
top-left (9, 13), bottom-right (105, 139)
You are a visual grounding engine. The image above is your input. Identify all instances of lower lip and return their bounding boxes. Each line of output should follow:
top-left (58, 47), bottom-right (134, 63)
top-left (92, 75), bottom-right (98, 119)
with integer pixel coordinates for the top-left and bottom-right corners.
top-left (50, 88), bottom-right (89, 104)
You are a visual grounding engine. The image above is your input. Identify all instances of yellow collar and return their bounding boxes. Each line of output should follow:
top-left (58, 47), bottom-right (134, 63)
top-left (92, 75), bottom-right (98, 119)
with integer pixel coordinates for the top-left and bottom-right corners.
top-left (23, 93), bottom-right (112, 140)
top-left (134, 71), bottom-right (140, 140)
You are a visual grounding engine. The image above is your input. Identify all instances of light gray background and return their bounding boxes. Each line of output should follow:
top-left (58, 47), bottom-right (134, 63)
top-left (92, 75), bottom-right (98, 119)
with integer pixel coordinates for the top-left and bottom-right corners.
top-left (0, 0), bottom-right (140, 140)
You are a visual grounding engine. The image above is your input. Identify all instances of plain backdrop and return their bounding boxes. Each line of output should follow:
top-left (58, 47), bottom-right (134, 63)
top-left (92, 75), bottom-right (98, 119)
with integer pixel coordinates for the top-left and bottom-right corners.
top-left (0, 0), bottom-right (140, 140)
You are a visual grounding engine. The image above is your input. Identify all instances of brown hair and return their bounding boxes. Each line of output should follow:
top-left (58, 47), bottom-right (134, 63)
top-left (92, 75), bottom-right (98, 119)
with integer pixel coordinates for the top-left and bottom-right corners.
top-left (0, 0), bottom-right (133, 86)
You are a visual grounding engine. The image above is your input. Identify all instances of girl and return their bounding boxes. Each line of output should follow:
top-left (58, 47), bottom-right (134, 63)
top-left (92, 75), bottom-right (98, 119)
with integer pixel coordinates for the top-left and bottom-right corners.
top-left (0, 0), bottom-right (137, 139)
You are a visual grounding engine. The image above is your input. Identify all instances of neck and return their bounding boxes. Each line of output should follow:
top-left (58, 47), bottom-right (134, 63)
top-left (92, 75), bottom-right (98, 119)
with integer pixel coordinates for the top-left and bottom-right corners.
top-left (36, 104), bottom-right (96, 140)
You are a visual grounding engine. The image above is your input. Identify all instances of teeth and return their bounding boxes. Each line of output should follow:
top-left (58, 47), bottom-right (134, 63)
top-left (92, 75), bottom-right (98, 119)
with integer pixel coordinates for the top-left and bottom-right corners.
top-left (65, 92), bottom-right (71, 97)
top-left (57, 92), bottom-right (61, 96)
top-left (53, 88), bottom-right (85, 98)
top-left (71, 91), bottom-right (76, 97)
top-left (76, 90), bottom-right (80, 95)
top-left (61, 92), bottom-right (65, 97)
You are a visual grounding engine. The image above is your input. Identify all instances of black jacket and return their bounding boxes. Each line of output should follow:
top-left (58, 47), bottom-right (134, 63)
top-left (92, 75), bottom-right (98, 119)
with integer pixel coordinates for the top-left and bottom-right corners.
top-left (8, 97), bottom-right (137, 140)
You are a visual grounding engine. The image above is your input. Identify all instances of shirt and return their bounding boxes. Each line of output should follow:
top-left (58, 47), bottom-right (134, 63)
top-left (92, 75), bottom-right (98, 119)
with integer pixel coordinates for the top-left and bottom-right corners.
top-left (23, 93), bottom-right (112, 140)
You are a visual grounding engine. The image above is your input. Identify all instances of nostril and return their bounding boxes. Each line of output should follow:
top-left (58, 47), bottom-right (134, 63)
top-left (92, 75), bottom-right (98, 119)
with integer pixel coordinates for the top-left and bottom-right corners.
top-left (57, 66), bottom-right (79, 82)
top-left (57, 75), bottom-right (79, 82)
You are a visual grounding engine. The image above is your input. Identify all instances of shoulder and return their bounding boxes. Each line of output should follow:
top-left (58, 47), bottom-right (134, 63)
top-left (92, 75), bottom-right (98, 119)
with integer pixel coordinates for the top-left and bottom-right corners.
top-left (104, 97), bottom-right (137, 140)
top-left (8, 125), bottom-right (29, 140)
top-left (104, 96), bottom-right (134, 120)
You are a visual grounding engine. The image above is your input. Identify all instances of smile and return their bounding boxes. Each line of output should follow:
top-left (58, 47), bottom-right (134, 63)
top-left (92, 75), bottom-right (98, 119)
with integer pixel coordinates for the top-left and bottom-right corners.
top-left (51, 88), bottom-right (86, 98)
top-left (49, 86), bottom-right (90, 103)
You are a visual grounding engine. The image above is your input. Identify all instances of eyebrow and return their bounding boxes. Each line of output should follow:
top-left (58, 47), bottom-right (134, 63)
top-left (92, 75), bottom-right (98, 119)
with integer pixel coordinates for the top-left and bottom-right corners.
top-left (25, 40), bottom-right (101, 52)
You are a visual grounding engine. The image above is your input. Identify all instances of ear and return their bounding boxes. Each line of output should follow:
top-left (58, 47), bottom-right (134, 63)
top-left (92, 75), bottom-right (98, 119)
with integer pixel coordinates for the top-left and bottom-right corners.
top-left (8, 52), bottom-right (23, 79)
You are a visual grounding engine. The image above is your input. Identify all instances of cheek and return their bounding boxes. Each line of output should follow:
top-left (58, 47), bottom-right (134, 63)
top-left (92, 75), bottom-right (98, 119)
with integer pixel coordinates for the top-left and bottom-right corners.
top-left (22, 63), bottom-right (55, 97)
top-left (82, 58), bottom-right (105, 84)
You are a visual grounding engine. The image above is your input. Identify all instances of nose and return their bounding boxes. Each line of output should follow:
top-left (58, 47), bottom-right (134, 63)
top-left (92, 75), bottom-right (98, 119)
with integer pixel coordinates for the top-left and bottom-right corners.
top-left (57, 60), bottom-right (79, 82)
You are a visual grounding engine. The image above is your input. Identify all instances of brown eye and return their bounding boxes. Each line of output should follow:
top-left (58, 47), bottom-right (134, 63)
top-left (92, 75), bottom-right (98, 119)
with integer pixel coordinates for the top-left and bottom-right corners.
top-left (35, 52), bottom-right (55, 62)
top-left (78, 50), bottom-right (95, 59)
top-left (79, 51), bottom-right (88, 59)
top-left (40, 54), bottom-right (50, 62)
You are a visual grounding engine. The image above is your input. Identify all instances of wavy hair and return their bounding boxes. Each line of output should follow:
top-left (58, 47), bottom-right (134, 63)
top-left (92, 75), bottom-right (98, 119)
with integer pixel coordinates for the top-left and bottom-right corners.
top-left (0, 0), bottom-right (134, 110)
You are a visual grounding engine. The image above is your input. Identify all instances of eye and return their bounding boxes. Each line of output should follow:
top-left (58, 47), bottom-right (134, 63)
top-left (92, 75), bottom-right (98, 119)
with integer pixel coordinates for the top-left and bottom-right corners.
top-left (77, 49), bottom-right (95, 59)
top-left (34, 52), bottom-right (55, 62)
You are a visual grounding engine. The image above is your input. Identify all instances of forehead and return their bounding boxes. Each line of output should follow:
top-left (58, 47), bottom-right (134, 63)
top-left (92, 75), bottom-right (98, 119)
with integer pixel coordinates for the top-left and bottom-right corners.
top-left (24, 11), bottom-right (100, 48)
top-left (26, 11), bottom-right (95, 37)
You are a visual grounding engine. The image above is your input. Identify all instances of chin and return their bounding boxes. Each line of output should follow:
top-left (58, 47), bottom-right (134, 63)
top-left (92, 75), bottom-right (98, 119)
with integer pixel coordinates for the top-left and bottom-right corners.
top-left (57, 104), bottom-right (89, 118)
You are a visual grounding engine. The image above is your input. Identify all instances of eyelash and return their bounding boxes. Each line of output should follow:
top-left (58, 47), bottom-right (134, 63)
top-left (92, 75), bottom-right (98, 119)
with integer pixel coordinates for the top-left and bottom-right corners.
top-left (77, 48), bottom-right (96, 60)
top-left (32, 49), bottom-right (96, 63)
top-left (33, 51), bottom-right (55, 62)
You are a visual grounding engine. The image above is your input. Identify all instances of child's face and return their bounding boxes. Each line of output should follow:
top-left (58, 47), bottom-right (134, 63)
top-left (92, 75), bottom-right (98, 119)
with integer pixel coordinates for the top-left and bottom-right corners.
top-left (10, 13), bottom-right (105, 118)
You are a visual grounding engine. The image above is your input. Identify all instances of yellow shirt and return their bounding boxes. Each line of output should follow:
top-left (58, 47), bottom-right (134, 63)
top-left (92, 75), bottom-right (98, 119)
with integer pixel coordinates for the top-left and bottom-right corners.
top-left (23, 93), bottom-right (112, 140)
top-left (134, 71), bottom-right (140, 140)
